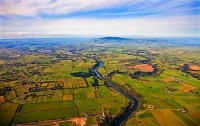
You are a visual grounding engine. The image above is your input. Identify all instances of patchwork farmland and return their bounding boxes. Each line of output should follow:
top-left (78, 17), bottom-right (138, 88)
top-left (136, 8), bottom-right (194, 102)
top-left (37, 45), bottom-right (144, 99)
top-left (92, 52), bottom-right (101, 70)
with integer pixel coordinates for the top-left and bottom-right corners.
top-left (0, 38), bottom-right (200, 125)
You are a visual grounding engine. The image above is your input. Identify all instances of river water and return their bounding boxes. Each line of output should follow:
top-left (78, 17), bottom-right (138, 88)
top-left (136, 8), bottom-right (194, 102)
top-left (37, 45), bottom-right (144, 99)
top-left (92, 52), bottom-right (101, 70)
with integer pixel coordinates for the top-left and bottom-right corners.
top-left (93, 61), bottom-right (138, 126)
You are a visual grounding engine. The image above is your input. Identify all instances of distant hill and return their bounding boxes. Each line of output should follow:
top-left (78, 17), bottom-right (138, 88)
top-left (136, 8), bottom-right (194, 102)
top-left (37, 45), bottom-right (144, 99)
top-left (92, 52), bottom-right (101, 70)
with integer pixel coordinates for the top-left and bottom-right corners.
top-left (99, 37), bottom-right (130, 41)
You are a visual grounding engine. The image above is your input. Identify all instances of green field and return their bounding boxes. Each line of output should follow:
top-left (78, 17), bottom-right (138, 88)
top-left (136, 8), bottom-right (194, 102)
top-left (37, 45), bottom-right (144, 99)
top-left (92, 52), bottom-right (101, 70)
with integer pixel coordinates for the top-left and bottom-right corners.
top-left (0, 38), bottom-right (200, 126)
top-left (14, 109), bottom-right (76, 124)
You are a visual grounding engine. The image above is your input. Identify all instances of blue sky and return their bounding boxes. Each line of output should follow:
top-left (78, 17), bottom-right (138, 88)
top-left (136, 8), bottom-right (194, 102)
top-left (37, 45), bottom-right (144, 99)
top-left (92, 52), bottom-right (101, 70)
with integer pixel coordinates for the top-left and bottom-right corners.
top-left (0, 0), bottom-right (199, 38)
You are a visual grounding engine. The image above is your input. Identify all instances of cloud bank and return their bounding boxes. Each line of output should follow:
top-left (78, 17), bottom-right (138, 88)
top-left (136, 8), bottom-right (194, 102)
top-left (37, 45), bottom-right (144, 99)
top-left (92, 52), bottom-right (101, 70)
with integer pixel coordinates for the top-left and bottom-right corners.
top-left (0, 0), bottom-right (199, 38)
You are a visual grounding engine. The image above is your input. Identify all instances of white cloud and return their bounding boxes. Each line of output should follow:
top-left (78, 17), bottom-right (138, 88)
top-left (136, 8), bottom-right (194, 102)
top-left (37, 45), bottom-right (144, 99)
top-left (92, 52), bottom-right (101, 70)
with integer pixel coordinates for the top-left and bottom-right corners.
top-left (0, 0), bottom-right (133, 16)
top-left (0, 0), bottom-right (199, 37)
top-left (1, 15), bottom-right (199, 37)
top-left (1, 0), bottom-right (196, 16)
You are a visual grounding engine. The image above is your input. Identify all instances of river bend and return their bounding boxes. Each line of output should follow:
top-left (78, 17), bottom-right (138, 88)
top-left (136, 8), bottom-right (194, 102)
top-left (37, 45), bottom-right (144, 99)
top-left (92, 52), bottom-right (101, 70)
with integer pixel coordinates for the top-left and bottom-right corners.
top-left (93, 61), bottom-right (138, 126)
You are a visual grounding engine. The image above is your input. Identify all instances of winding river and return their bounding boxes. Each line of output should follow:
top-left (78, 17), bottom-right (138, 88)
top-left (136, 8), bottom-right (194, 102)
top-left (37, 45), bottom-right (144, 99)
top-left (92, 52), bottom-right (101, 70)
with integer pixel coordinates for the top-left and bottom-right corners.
top-left (93, 61), bottom-right (138, 126)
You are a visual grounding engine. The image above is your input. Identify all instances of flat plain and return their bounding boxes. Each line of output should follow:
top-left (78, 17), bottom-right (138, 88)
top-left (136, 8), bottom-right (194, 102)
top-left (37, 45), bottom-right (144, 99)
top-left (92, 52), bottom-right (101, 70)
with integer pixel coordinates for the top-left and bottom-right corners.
top-left (0, 38), bottom-right (199, 126)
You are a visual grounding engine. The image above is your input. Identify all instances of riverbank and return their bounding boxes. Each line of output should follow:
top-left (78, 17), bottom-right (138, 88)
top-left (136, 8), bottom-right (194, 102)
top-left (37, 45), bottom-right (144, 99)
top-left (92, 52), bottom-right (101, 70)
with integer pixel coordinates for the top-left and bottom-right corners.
top-left (93, 60), bottom-right (139, 126)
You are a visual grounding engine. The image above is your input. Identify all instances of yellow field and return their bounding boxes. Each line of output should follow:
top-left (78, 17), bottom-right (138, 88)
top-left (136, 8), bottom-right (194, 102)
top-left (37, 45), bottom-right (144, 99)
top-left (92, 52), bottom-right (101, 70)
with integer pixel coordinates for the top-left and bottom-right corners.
top-left (79, 80), bottom-right (87, 87)
top-left (43, 68), bottom-right (52, 72)
top-left (63, 95), bottom-right (73, 100)
top-left (58, 78), bottom-right (65, 82)
top-left (11, 88), bottom-right (16, 97)
top-left (150, 110), bottom-right (187, 126)
top-left (109, 89), bottom-right (121, 96)
top-left (41, 83), bottom-right (48, 87)
top-left (7, 81), bottom-right (13, 86)
top-left (0, 96), bottom-right (5, 103)
top-left (77, 62), bottom-right (84, 67)
top-left (98, 67), bottom-right (107, 74)
top-left (123, 62), bottom-right (130, 65)
top-left (162, 77), bottom-right (174, 82)
top-left (86, 92), bottom-right (95, 98)
top-left (102, 103), bottom-right (113, 108)
top-left (64, 82), bottom-right (73, 88)
top-left (112, 74), bottom-right (125, 85)
top-left (48, 83), bottom-right (55, 88)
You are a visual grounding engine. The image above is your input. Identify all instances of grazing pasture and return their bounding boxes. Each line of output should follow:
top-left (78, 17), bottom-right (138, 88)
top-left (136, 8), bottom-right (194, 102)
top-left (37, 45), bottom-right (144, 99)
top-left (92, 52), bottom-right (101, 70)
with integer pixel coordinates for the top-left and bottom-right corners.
top-left (14, 109), bottom-right (76, 124)
top-left (0, 102), bottom-right (19, 126)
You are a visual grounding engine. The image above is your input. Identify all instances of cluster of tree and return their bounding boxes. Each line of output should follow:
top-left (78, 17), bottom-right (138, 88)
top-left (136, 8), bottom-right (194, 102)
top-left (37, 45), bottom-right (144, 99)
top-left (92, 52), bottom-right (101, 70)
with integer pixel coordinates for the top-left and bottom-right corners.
top-left (92, 77), bottom-right (99, 86)
top-left (0, 71), bottom-right (19, 82)
top-left (29, 84), bottom-right (64, 92)
top-left (21, 80), bottom-right (35, 85)
top-left (0, 86), bottom-right (12, 95)
top-left (130, 65), bottom-right (162, 79)
top-left (165, 86), bottom-right (178, 92)
top-left (97, 110), bottom-right (114, 126)
top-left (182, 64), bottom-right (189, 72)
top-left (189, 90), bottom-right (199, 94)
top-left (38, 81), bottom-right (56, 84)
top-left (191, 74), bottom-right (200, 79)
top-left (140, 58), bottom-right (151, 64)
top-left (71, 71), bottom-right (93, 78)
top-left (107, 70), bottom-right (125, 77)
top-left (24, 93), bottom-right (37, 100)
top-left (55, 53), bottom-right (68, 58)
top-left (181, 64), bottom-right (200, 79)
top-left (131, 70), bottom-right (158, 79)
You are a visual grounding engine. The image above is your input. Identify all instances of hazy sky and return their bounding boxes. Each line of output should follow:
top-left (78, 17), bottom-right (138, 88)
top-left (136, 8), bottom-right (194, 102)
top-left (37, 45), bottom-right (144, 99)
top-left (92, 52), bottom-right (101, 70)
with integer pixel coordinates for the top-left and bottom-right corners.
top-left (0, 0), bottom-right (199, 38)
